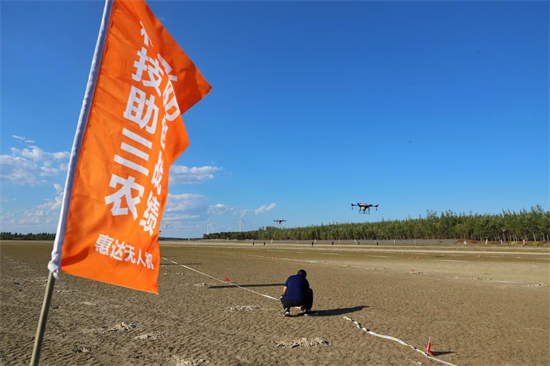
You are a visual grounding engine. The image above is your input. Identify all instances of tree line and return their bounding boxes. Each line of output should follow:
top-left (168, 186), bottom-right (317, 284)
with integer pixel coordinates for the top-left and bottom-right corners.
top-left (204, 205), bottom-right (550, 242)
top-left (2, 206), bottom-right (547, 243)
top-left (0, 232), bottom-right (56, 240)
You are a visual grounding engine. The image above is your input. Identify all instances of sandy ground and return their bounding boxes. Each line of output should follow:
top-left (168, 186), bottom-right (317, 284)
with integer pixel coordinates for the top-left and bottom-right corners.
top-left (1, 240), bottom-right (549, 366)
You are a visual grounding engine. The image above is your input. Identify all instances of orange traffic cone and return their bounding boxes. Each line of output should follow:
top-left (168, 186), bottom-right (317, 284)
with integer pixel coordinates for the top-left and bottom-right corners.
top-left (425, 337), bottom-right (432, 354)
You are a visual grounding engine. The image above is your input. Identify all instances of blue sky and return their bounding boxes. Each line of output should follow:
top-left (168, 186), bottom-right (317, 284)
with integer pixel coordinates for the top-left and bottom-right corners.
top-left (1, 0), bottom-right (548, 239)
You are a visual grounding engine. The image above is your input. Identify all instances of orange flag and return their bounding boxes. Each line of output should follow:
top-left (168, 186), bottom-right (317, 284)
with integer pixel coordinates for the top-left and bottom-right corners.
top-left (48, 0), bottom-right (210, 293)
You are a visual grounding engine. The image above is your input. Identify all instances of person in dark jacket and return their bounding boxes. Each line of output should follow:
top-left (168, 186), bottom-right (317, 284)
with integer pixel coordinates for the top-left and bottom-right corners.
top-left (280, 269), bottom-right (314, 316)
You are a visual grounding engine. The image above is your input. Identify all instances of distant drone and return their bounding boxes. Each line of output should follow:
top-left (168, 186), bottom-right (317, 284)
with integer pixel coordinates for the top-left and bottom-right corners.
top-left (351, 203), bottom-right (379, 214)
top-left (274, 219), bottom-right (287, 225)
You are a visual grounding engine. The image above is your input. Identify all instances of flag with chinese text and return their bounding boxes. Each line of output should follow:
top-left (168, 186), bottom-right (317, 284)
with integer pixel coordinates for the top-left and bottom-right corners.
top-left (51, 0), bottom-right (210, 293)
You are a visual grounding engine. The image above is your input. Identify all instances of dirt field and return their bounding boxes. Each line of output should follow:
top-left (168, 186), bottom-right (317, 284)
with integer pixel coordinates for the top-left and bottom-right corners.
top-left (1, 240), bottom-right (549, 366)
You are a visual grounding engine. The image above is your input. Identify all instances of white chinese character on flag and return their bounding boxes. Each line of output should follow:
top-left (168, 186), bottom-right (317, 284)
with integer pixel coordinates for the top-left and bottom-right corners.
top-left (105, 174), bottom-right (144, 219)
top-left (95, 234), bottom-right (114, 255)
top-left (123, 85), bottom-right (159, 134)
top-left (151, 152), bottom-right (164, 195)
top-left (132, 47), bottom-right (148, 82)
top-left (124, 244), bottom-right (136, 263)
top-left (158, 54), bottom-right (177, 82)
top-left (140, 21), bottom-right (152, 46)
top-left (110, 240), bottom-right (126, 261)
top-left (132, 46), bottom-right (165, 97)
top-left (160, 117), bottom-right (168, 150)
top-left (162, 82), bottom-right (180, 122)
top-left (136, 249), bottom-right (146, 267)
top-left (144, 57), bottom-right (164, 96)
top-left (139, 191), bottom-right (160, 235)
top-left (145, 252), bottom-right (154, 269)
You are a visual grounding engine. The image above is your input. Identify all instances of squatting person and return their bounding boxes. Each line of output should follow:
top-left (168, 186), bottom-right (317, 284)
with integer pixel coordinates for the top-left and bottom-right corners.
top-left (280, 269), bottom-right (314, 316)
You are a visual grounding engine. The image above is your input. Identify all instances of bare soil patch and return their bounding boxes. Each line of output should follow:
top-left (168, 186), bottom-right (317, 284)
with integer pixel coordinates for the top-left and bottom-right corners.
top-left (1, 240), bottom-right (549, 365)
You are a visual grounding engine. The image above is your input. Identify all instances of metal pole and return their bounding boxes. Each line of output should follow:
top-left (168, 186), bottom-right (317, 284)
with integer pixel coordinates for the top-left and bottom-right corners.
top-left (34, 2), bottom-right (112, 363)
top-left (30, 271), bottom-right (55, 366)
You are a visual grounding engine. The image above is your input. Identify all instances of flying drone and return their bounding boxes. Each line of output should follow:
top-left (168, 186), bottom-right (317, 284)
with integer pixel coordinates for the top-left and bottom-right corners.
top-left (351, 203), bottom-right (379, 214)
top-left (274, 219), bottom-right (287, 225)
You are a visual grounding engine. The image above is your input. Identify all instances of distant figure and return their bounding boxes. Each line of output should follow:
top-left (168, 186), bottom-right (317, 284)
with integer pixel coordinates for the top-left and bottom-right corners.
top-left (332, 241), bottom-right (334, 245)
top-left (464, 240), bottom-right (467, 246)
top-left (393, 240), bottom-right (395, 244)
top-left (500, 239), bottom-right (503, 244)
top-left (523, 238), bottom-right (526, 246)
top-left (485, 239), bottom-right (488, 245)
top-left (281, 269), bottom-right (314, 317)
top-left (253, 242), bottom-right (254, 246)
top-left (264, 242), bottom-right (265, 246)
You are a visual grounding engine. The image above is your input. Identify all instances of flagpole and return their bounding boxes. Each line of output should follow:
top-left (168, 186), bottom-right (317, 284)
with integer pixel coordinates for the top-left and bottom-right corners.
top-left (47, 0), bottom-right (114, 276)
top-left (30, 272), bottom-right (55, 366)
top-left (31, 1), bottom-right (114, 365)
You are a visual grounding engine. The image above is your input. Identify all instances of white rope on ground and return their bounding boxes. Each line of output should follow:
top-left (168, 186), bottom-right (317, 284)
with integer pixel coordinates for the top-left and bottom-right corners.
top-left (343, 316), bottom-right (458, 366)
top-left (162, 257), bottom-right (278, 300)
top-left (162, 257), bottom-right (457, 365)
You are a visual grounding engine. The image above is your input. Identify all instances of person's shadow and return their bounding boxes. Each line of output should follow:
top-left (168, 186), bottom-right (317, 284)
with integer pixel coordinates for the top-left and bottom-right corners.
top-left (312, 305), bottom-right (367, 317)
top-left (430, 351), bottom-right (454, 357)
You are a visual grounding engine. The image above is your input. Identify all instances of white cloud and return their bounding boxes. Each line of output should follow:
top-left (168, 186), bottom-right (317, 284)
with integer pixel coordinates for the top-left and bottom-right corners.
top-left (162, 213), bottom-right (200, 221)
top-left (165, 193), bottom-right (208, 214)
top-left (207, 203), bottom-right (228, 216)
top-left (160, 194), bottom-right (212, 236)
top-left (0, 196), bottom-right (15, 203)
top-left (0, 140), bottom-right (69, 186)
top-left (12, 135), bottom-right (35, 144)
top-left (0, 154), bottom-right (46, 186)
top-left (0, 211), bottom-right (15, 222)
top-left (13, 145), bottom-right (69, 163)
top-left (35, 184), bottom-right (64, 213)
top-left (0, 184), bottom-right (63, 231)
top-left (169, 165), bottom-right (222, 185)
top-left (254, 202), bottom-right (276, 214)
